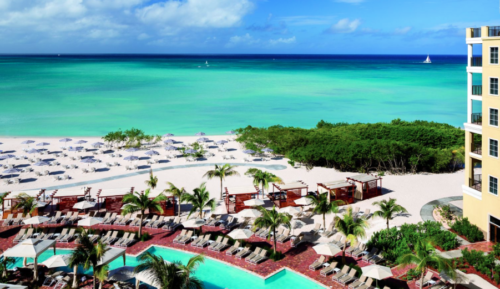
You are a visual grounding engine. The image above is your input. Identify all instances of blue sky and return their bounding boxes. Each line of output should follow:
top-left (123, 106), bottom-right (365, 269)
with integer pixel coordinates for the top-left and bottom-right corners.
top-left (0, 0), bottom-right (497, 54)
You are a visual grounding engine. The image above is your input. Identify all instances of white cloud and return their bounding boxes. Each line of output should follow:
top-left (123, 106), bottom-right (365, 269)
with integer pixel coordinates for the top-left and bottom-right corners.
top-left (335, 0), bottom-right (365, 3)
top-left (137, 33), bottom-right (150, 40)
top-left (394, 27), bottom-right (411, 35)
top-left (226, 33), bottom-right (259, 47)
top-left (326, 18), bottom-right (361, 33)
top-left (85, 0), bottom-right (147, 9)
top-left (269, 36), bottom-right (296, 45)
top-left (280, 16), bottom-right (333, 26)
top-left (88, 29), bottom-right (120, 39)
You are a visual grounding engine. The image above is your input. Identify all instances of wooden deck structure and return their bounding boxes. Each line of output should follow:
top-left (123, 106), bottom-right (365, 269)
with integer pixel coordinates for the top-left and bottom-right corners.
top-left (317, 180), bottom-right (356, 204)
top-left (2, 189), bottom-right (45, 218)
top-left (146, 189), bottom-right (177, 216)
top-left (225, 186), bottom-right (259, 214)
top-left (269, 181), bottom-right (308, 208)
top-left (96, 187), bottom-right (134, 213)
top-left (50, 188), bottom-right (91, 213)
top-left (346, 174), bottom-right (383, 200)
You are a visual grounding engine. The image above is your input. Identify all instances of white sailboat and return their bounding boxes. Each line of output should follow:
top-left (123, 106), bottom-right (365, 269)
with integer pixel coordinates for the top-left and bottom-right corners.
top-left (423, 55), bottom-right (431, 63)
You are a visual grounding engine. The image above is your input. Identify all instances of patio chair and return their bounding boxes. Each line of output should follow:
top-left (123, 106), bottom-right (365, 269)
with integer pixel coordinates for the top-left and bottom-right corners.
top-left (3, 214), bottom-right (13, 226)
top-left (11, 213), bottom-right (24, 226)
top-left (101, 212), bottom-right (111, 223)
top-left (332, 265), bottom-right (350, 281)
top-left (245, 248), bottom-right (262, 263)
top-left (67, 212), bottom-right (80, 224)
top-left (120, 233), bottom-right (137, 247)
top-left (338, 269), bottom-right (357, 285)
top-left (351, 243), bottom-right (367, 257)
top-left (54, 228), bottom-right (69, 242)
top-left (277, 228), bottom-right (291, 243)
top-left (415, 272), bottom-right (434, 287)
top-left (360, 209), bottom-right (372, 219)
top-left (250, 250), bottom-right (268, 264)
top-left (114, 232), bottom-right (130, 247)
top-left (151, 216), bottom-right (165, 228)
top-left (362, 248), bottom-right (378, 262)
top-left (207, 236), bottom-right (223, 250)
top-left (117, 213), bottom-right (132, 226)
top-left (323, 223), bottom-right (336, 237)
top-left (104, 231), bottom-right (119, 245)
top-left (345, 243), bottom-right (360, 256)
top-left (13, 228), bottom-right (26, 243)
top-left (348, 276), bottom-right (368, 289)
top-left (225, 241), bottom-right (241, 255)
top-left (356, 278), bottom-right (374, 289)
top-left (100, 231), bottom-right (113, 243)
top-left (191, 234), bottom-right (206, 247)
top-left (60, 228), bottom-right (76, 243)
top-left (144, 215), bottom-right (158, 228)
top-left (178, 231), bottom-right (194, 245)
top-left (369, 252), bottom-right (386, 264)
top-left (235, 245), bottom-right (252, 259)
top-left (196, 234), bottom-right (212, 248)
top-left (172, 230), bottom-right (187, 243)
top-left (104, 213), bottom-right (118, 225)
top-left (43, 228), bottom-right (57, 240)
top-left (320, 262), bottom-right (338, 277)
top-left (309, 255), bottom-right (327, 271)
top-left (213, 238), bottom-right (230, 252)
top-left (207, 215), bottom-right (221, 227)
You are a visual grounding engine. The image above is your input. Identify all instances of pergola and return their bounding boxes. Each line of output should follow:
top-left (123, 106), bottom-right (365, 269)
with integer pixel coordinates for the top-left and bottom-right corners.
top-left (146, 189), bottom-right (176, 216)
top-left (2, 189), bottom-right (45, 218)
top-left (346, 174), bottom-right (383, 200)
top-left (97, 247), bottom-right (126, 267)
top-left (317, 180), bottom-right (356, 204)
top-left (3, 239), bottom-right (56, 281)
top-left (50, 188), bottom-right (91, 213)
top-left (225, 186), bottom-right (259, 214)
top-left (269, 181), bottom-right (308, 208)
top-left (96, 187), bottom-right (134, 213)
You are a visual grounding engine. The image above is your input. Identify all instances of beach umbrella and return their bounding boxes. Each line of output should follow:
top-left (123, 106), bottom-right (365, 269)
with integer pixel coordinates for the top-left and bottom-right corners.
top-left (108, 266), bottom-right (135, 282)
top-left (226, 130), bottom-right (236, 135)
top-left (182, 219), bottom-right (205, 228)
top-left (216, 140), bottom-right (228, 145)
top-left (41, 254), bottom-right (71, 268)
top-left (59, 138), bottom-right (72, 144)
top-left (78, 217), bottom-right (103, 227)
top-left (0, 142), bottom-right (2, 145)
top-left (144, 150), bottom-right (159, 156)
top-left (91, 142), bottom-right (104, 147)
top-left (312, 243), bottom-right (342, 256)
top-left (195, 132), bottom-right (205, 136)
top-left (238, 209), bottom-right (262, 218)
top-left (361, 265), bottom-right (393, 288)
top-left (163, 133), bottom-right (174, 138)
top-left (163, 139), bottom-right (175, 144)
top-left (124, 156), bottom-right (139, 161)
top-left (34, 161), bottom-right (50, 167)
top-left (0, 150), bottom-right (2, 154)
top-left (26, 148), bottom-right (39, 156)
top-left (68, 146), bottom-right (83, 153)
top-left (185, 149), bottom-right (197, 154)
top-left (21, 140), bottom-right (35, 147)
top-left (3, 168), bottom-right (20, 178)
top-left (81, 158), bottom-right (96, 167)
top-left (290, 220), bottom-right (306, 234)
top-left (197, 137), bottom-right (209, 142)
top-left (262, 148), bottom-right (274, 153)
top-left (36, 142), bottom-right (50, 148)
top-left (164, 145), bottom-right (177, 151)
top-left (279, 207), bottom-right (301, 215)
top-left (0, 154), bottom-right (17, 164)
top-left (74, 140), bottom-right (87, 145)
top-left (243, 149), bottom-right (255, 154)
top-left (244, 199), bottom-right (265, 207)
top-left (227, 229), bottom-right (253, 240)
top-left (23, 216), bottom-right (50, 226)
top-left (73, 201), bottom-right (96, 210)
top-left (294, 197), bottom-right (313, 206)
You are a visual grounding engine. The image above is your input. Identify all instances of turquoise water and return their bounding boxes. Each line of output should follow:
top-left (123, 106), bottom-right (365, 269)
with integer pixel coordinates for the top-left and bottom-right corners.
top-left (9, 247), bottom-right (324, 289)
top-left (0, 55), bottom-right (467, 136)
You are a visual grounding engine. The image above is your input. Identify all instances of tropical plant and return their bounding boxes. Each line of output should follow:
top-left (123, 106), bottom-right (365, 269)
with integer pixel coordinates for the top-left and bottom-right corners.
top-left (13, 193), bottom-right (37, 217)
top-left (182, 183), bottom-right (216, 219)
top-left (203, 164), bottom-right (240, 199)
top-left (450, 217), bottom-right (484, 242)
top-left (134, 251), bottom-right (205, 289)
top-left (306, 193), bottom-right (344, 229)
top-left (398, 238), bottom-right (453, 289)
top-left (95, 264), bottom-right (109, 289)
top-left (334, 207), bottom-right (369, 264)
top-left (122, 189), bottom-right (167, 236)
top-left (69, 232), bottom-right (110, 289)
top-left (164, 182), bottom-right (187, 217)
top-left (372, 198), bottom-right (408, 230)
top-left (254, 206), bottom-right (291, 255)
top-left (244, 168), bottom-right (283, 197)
top-left (145, 169), bottom-right (159, 189)
top-left (0, 252), bottom-right (14, 281)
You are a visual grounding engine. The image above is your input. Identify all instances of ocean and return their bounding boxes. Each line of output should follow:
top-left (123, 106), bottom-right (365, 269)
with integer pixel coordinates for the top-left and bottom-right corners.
top-left (0, 54), bottom-right (467, 137)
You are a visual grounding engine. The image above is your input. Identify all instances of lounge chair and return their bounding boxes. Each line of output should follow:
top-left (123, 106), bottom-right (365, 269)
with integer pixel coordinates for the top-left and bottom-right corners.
top-left (291, 235), bottom-right (310, 247)
top-left (273, 227), bottom-right (285, 240)
top-left (245, 248), bottom-right (262, 263)
top-left (13, 228), bottom-right (26, 243)
top-left (277, 228), bottom-right (291, 243)
top-left (89, 233), bottom-right (100, 243)
top-left (60, 212), bottom-right (73, 223)
top-left (218, 216), bottom-right (234, 229)
top-left (150, 216), bottom-right (165, 228)
top-left (348, 276), bottom-right (367, 289)
top-left (36, 228), bottom-right (49, 239)
top-left (196, 235), bottom-right (212, 248)
top-left (101, 212), bottom-right (111, 223)
top-left (144, 215), bottom-right (158, 228)
top-left (257, 227), bottom-right (270, 239)
top-left (253, 226), bottom-right (267, 237)
top-left (345, 243), bottom-right (360, 256)
top-left (11, 213), bottom-right (24, 226)
top-left (352, 207), bottom-right (360, 215)
top-left (338, 269), bottom-right (357, 285)
top-left (207, 215), bottom-right (221, 227)
top-left (117, 213), bottom-right (132, 226)
top-left (213, 238), bottom-right (229, 252)
top-left (178, 231), bottom-right (194, 245)
top-left (191, 234), bottom-right (207, 247)
top-left (165, 217), bottom-right (182, 231)
top-left (173, 230), bottom-right (187, 243)
top-left (415, 272), bottom-right (434, 288)
top-left (43, 228), bottom-right (57, 240)
top-left (235, 245), bottom-right (251, 259)
top-left (3, 214), bottom-right (13, 226)
top-left (362, 248), bottom-right (378, 262)
top-left (121, 233), bottom-right (137, 247)
top-left (54, 228), bottom-right (69, 242)
top-left (104, 231), bottom-right (119, 245)
top-left (67, 212), bottom-right (80, 224)
top-left (59, 228), bottom-right (76, 243)
top-left (320, 262), bottom-right (338, 277)
top-left (160, 217), bottom-right (173, 229)
top-left (43, 271), bottom-right (64, 287)
top-left (129, 215), bottom-right (144, 227)
top-left (19, 228), bottom-right (34, 242)
top-left (356, 278), bottom-right (374, 289)
top-left (332, 265), bottom-right (350, 281)
top-left (225, 241), bottom-right (241, 255)
top-left (323, 223), bottom-right (337, 237)
top-left (114, 232), bottom-right (130, 247)
top-left (360, 209), bottom-right (371, 219)
top-left (350, 243), bottom-right (367, 257)
top-left (308, 223), bottom-right (321, 235)
top-left (333, 235), bottom-right (346, 248)
top-left (250, 250), bottom-right (268, 264)
top-left (104, 213), bottom-right (117, 225)
top-left (309, 255), bottom-right (326, 271)
top-left (207, 236), bottom-right (223, 250)
top-left (100, 231), bottom-right (112, 243)
top-left (369, 252), bottom-right (385, 264)
top-left (113, 214), bottom-right (125, 225)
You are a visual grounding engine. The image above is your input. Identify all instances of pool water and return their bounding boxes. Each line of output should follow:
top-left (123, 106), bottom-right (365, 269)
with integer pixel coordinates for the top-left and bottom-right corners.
top-left (9, 246), bottom-right (325, 289)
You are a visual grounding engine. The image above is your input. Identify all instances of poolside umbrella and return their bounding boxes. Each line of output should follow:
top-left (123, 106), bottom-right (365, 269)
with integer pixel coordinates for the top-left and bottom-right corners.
top-left (290, 219), bottom-right (306, 234)
top-left (185, 149), bottom-right (197, 154)
top-left (34, 161), bottom-right (50, 169)
top-left (313, 243), bottom-right (342, 256)
top-left (3, 168), bottom-right (20, 178)
top-left (164, 139), bottom-right (175, 144)
top-left (0, 150), bottom-right (2, 154)
top-left (36, 142), bottom-right (50, 148)
top-left (124, 156), bottom-right (139, 162)
top-left (294, 197), bottom-right (313, 206)
top-left (41, 254), bottom-right (71, 268)
top-left (164, 145), bottom-right (177, 151)
top-left (361, 265), bottom-right (393, 288)
top-left (0, 154), bottom-right (17, 164)
top-left (73, 201), bottom-right (96, 210)
top-left (182, 219), bottom-right (205, 228)
top-left (243, 149), bottom-right (255, 154)
top-left (68, 146), bottom-right (83, 154)
top-left (163, 133), bottom-right (174, 138)
top-left (21, 140), bottom-right (35, 147)
top-left (91, 142), bottom-right (104, 148)
top-left (226, 130), bottom-right (236, 135)
top-left (195, 132), bottom-right (205, 136)
top-left (238, 209), bottom-right (262, 218)
top-left (244, 199), bottom-right (265, 207)
top-left (262, 148), bottom-right (274, 153)
top-left (228, 229), bottom-right (253, 240)
top-left (216, 140), bottom-right (228, 145)
top-left (144, 150), bottom-right (159, 156)
top-left (78, 217), bottom-right (103, 227)
top-left (59, 138), bottom-right (72, 144)
top-left (81, 158), bottom-right (96, 167)
top-left (23, 216), bottom-right (50, 227)
top-left (279, 207), bottom-right (301, 215)
top-left (197, 137), bottom-right (209, 142)
top-left (74, 140), bottom-right (87, 145)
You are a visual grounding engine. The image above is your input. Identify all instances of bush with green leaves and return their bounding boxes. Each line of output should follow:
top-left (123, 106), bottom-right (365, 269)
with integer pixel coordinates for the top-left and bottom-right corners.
top-left (461, 248), bottom-right (497, 276)
top-left (450, 217), bottom-right (484, 242)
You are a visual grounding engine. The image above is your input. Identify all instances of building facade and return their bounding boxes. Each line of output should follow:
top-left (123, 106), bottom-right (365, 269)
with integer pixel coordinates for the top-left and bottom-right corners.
top-left (463, 26), bottom-right (500, 242)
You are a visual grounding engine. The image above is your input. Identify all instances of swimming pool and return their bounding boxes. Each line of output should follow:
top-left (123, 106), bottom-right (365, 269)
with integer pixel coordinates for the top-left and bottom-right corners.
top-left (9, 246), bottom-right (325, 289)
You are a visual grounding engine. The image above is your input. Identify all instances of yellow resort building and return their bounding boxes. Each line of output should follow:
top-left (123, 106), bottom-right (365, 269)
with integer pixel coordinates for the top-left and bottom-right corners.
top-left (463, 26), bottom-right (500, 242)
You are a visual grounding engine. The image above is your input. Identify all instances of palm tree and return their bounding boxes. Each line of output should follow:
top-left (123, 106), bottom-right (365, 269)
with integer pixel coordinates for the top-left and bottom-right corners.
top-left (69, 232), bottom-right (110, 289)
top-left (245, 168), bottom-right (283, 197)
top-left (334, 207), bottom-right (369, 264)
top-left (122, 189), bottom-right (167, 237)
top-left (0, 250), bottom-right (14, 281)
top-left (134, 252), bottom-right (205, 289)
top-left (203, 164), bottom-right (240, 199)
top-left (372, 198), bottom-right (408, 230)
top-left (182, 183), bottom-right (216, 219)
top-left (164, 182), bottom-right (187, 217)
top-left (95, 264), bottom-right (109, 289)
top-left (398, 238), bottom-right (453, 289)
top-left (13, 193), bottom-right (37, 217)
top-left (306, 193), bottom-right (344, 229)
top-left (145, 169), bottom-right (159, 189)
top-left (254, 206), bottom-right (291, 255)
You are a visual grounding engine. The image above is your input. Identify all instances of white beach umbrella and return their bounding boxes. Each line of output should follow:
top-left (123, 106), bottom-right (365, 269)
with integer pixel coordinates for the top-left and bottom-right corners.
top-left (182, 219), bottom-right (205, 228)
top-left (23, 216), bottom-right (50, 226)
top-left (73, 201), bottom-right (96, 210)
top-left (238, 209), bottom-right (262, 218)
top-left (108, 266), bottom-right (135, 282)
top-left (244, 199), bottom-right (265, 207)
top-left (227, 229), bottom-right (253, 240)
top-left (40, 254), bottom-right (71, 268)
top-left (279, 206), bottom-right (301, 215)
top-left (78, 217), bottom-right (103, 227)
top-left (312, 243), bottom-right (342, 256)
top-left (361, 265), bottom-right (394, 288)
top-left (294, 197), bottom-right (313, 206)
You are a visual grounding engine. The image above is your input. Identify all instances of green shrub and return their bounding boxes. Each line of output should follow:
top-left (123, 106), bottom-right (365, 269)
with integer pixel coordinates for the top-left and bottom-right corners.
top-left (140, 232), bottom-right (151, 242)
top-left (451, 217), bottom-right (484, 242)
top-left (493, 243), bottom-right (500, 257)
top-left (269, 251), bottom-right (285, 261)
top-left (348, 264), bottom-right (362, 277)
top-left (495, 273), bottom-right (500, 285)
top-left (462, 248), bottom-right (496, 276)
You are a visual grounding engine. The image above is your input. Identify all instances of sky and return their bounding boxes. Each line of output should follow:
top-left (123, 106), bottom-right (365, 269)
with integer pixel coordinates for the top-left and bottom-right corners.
top-left (0, 0), bottom-right (498, 55)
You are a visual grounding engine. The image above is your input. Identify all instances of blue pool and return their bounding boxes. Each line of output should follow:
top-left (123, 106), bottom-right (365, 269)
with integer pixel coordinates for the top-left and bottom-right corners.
top-left (9, 246), bottom-right (325, 289)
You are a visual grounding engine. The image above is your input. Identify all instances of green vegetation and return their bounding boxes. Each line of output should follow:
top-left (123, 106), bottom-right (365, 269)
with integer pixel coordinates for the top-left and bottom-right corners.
top-left (372, 198), bottom-right (408, 230)
top-left (306, 193), bottom-right (344, 229)
top-left (434, 204), bottom-right (454, 221)
top-left (367, 221), bottom-right (459, 263)
top-left (244, 168), bottom-right (283, 197)
top-left (182, 183), bottom-right (216, 219)
top-left (70, 232), bottom-right (110, 289)
top-left (254, 206), bottom-right (291, 255)
top-left (461, 248), bottom-right (500, 278)
top-left (122, 189), bottom-right (167, 237)
top-left (204, 164), bottom-right (240, 199)
top-left (236, 119), bottom-right (465, 174)
top-left (164, 182), bottom-right (187, 217)
top-left (103, 128), bottom-right (162, 148)
top-left (145, 169), bottom-right (159, 189)
top-left (450, 217), bottom-right (484, 242)
top-left (334, 207), bottom-right (369, 264)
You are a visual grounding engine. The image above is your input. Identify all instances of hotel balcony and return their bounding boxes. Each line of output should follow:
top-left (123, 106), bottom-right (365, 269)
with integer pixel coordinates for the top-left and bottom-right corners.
top-left (471, 112), bottom-right (482, 125)
top-left (471, 28), bottom-right (482, 38)
top-left (471, 141), bottom-right (482, 156)
top-left (489, 26), bottom-right (500, 37)
top-left (469, 174), bottom-right (482, 192)
top-left (472, 85), bottom-right (482, 96)
top-left (470, 57), bottom-right (482, 67)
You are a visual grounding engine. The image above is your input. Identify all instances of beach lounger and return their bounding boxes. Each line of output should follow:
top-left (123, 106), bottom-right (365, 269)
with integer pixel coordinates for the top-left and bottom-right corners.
top-left (11, 213), bottom-right (24, 226)
top-left (60, 228), bottom-right (76, 243)
top-left (43, 228), bottom-right (57, 240)
top-left (257, 228), bottom-right (270, 239)
top-left (173, 230), bottom-right (187, 243)
top-left (253, 226), bottom-right (267, 236)
top-left (114, 232), bottom-right (130, 247)
top-left (19, 228), bottom-right (34, 242)
top-left (332, 235), bottom-right (344, 248)
top-left (117, 213), bottom-right (132, 225)
top-left (144, 215), bottom-right (158, 228)
top-left (213, 238), bottom-right (229, 252)
top-left (112, 214), bottom-right (125, 225)
top-left (273, 227), bottom-right (284, 239)
top-left (245, 248), bottom-right (262, 263)
top-left (356, 278), bottom-right (374, 289)
top-left (225, 241), bottom-right (241, 255)
top-left (291, 235), bottom-right (309, 247)
top-left (338, 269), bottom-right (357, 285)
top-left (235, 245), bottom-right (251, 259)
top-left (277, 228), bottom-right (291, 243)
top-left (352, 207), bottom-right (360, 215)
top-left (60, 212), bottom-right (72, 223)
top-left (250, 250), bottom-right (268, 264)
top-left (121, 233), bottom-right (137, 247)
top-left (194, 234), bottom-right (211, 248)
top-left (308, 223), bottom-right (321, 235)
top-left (104, 213), bottom-right (118, 225)
top-left (320, 262), bottom-right (338, 277)
top-left (150, 216), bottom-right (165, 228)
top-left (369, 252), bottom-right (385, 264)
top-left (165, 217), bottom-right (182, 231)
top-left (332, 265), bottom-right (350, 282)
top-left (101, 212), bottom-right (111, 223)
top-left (67, 212), bottom-right (80, 224)
top-left (207, 236), bottom-right (223, 249)
top-left (221, 217), bottom-right (239, 230)
top-left (99, 231), bottom-right (113, 243)
top-left (178, 231), bottom-right (194, 245)
top-left (350, 243), bottom-right (367, 257)
top-left (360, 209), bottom-right (371, 219)
top-left (207, 215), bottom-right (221, 227)
top-left (3, 214), bottom-right (13, 226)
top-left (345, 243), bottom-right (360, 256)
top-left (129, 215), bottom-right (143, 227)
top-left (54, 228), bottom-right (69, 242)
top-left (323, 223), bottom-right (336, 237)
top-left (362, 248), bottom-right (378, 262)
top-left (104, 231), bottom-right (119, 245)
top-left (43, 271), bottom-right (65, 287)
top-left (13, 228), bottom-right (26, 243)
top-left (36, 228), bottom-right (49, 239)
top-left (309, 255), bottom-right (326, 271)
top-left (348, 276), bottom-right (367, 289)
top-left (191, 234), bottom-right (207, 247)
top-left (415, 272), bottom-right (434, 288)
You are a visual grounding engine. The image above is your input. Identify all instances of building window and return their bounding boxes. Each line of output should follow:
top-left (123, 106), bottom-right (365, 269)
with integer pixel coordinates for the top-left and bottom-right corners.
top-left (492, 47), bottom-right (499, 64)
top-left (490, 176), bottom-right (498, 195)
top-left (491, 139), bottom-right (499, 157)
top-left (491, 109), bottom-right (499, 126)
top-left (492, 78), bottom-right (499, 95)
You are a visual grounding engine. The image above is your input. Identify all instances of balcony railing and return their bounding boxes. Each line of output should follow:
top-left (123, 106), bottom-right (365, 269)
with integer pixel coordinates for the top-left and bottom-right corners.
top-left (471, 28), bottom-right (482, 38)
top-left (472, 85), bottom-right (482, 96)
top-left (470, 57), bottom-right (483, 67)
top-left (469, 174), bottom-right (482, 191)
top-left (471, 142), bottom-right (482, 155)
top-left (471, 113), bottom-right (482, 125)
top-left (489, 26), bottom-right (500, 37)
